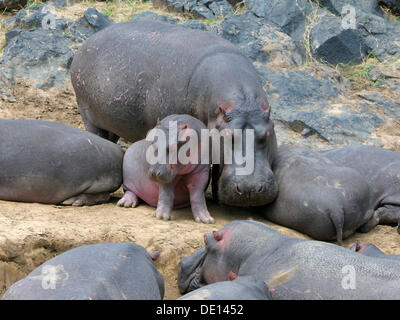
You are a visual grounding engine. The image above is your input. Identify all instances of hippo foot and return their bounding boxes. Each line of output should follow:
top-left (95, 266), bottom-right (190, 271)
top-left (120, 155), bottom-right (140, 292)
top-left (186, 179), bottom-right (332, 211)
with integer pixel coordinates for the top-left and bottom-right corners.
top-left (61, 193), bottom-right (110, 206)
top-left (152, 208), bottom-right (173, 221)
top-left (117, 191), bottom-right (139, 208)
top-left (193, 211), bottom-right (215, 224)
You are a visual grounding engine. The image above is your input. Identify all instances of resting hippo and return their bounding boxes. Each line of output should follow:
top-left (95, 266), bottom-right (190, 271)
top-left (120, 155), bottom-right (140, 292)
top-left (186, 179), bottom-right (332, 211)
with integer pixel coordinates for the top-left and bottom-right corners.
top-left (70, 20), bottom-right (278, 207)
top-left (178, 276), bottom-right (272, 300)
top-left (323, 145), bottom-right (400, 233)
top-left (0, 119), bottom-right (123, 206)
top-left (349, 243), bottom-right (400, 261)
top-left (117, 114), bottom-right (213, 223)
top-left (2, 243), bottom-right (164, 300)
top-left (178, 220), bottom-right (400, 299)
top-left (262, 146), bottom-right (376, 243)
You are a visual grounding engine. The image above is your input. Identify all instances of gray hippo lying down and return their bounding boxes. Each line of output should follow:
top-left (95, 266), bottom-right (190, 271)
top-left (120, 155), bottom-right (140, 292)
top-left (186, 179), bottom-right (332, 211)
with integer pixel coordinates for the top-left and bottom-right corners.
top-left (0, 119), bottom-right (123, 206)
top-left (117, 114), bottom-right (213, 223)
top-left (178, 220), bottom-right (400, 300)
top-left (178, 276), bottom-right (272, 300)
top-left (323, 145), bottom-right (400, 234)
top-left (262, 145), bottom-right (400, 243)
top-left (2, 243), bottom-right (164, 300)
top-left (71, 19), bottom-right (278, 208)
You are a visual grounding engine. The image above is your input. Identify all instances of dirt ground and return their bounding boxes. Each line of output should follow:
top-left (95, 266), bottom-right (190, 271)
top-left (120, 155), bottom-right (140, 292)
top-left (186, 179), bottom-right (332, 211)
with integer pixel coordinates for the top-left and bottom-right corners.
top-left (1, 79), bottom-right (400, 300)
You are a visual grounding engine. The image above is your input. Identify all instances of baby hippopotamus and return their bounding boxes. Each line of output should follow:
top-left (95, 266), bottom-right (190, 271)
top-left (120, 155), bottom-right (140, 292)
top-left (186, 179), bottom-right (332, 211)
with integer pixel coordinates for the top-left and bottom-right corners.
top-left (117, 114), bottom-right (214, 223)
top-left (178, 276), bottom-right (272, 300)
top-left (2, 243), bottom-right (164, 300)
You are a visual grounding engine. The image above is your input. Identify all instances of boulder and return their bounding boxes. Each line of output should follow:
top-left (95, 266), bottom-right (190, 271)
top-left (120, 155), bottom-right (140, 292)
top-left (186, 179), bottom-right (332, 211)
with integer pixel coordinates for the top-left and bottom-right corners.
top-left (319, 0), bottom-right (383, 16)
top-left (210, 12), bottom-right (303, 67)
top-left (180, 19), bottom-right (206, 30)
top-left (246, 0), bottom-right (313, 52)
top-left (310, 15), bottom-right (369, 65)
top-left (0, 6), bottom-right (112, 89)
top-left (208, 0), bottom-right (233, 17)
top-left (130, 11), bottom-right (179, 24)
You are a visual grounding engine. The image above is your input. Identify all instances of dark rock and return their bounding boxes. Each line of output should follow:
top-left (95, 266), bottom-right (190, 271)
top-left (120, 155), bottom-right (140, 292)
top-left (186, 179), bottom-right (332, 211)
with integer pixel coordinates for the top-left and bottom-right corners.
top-left (311, 15), bottom-right (369, 65)
top-left (379, 0), bottom-right (400, 14)
top-left (191, 3), bottom-right (215, 19)
top-left (246, 0), bottom-right (312, 52)
top-left (210, 12), bottom-right (303, 66)
top-left (355, 11), bottom-right (400, 59)
top-left (131, 11), bottom-right (179, 24)
top-left (83, 8), bottom-right (113, 31)
top-left (0, 0), bottom-right (27, 11)
top-left (319, 0), bottom-right (383, 16)
top-left (11, 4), bottom-right (56, 30)
top-left (180, 19), bottom-right (206, 30)
top-left (208, 0), bottom-right (233, 17)
top-left (0, 9), bottom-right (111, 88)
top-left (256, 64), bottom-right (400, 147)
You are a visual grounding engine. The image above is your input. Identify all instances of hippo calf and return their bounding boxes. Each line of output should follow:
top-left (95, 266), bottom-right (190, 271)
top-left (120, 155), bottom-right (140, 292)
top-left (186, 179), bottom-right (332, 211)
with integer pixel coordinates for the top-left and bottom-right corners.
top-left (262, 146), bottom-right (376, 243)
top-left (178, 276), bottom-right (272, 300)
top-left (349, 243), bottom-right (400, 261)
top-left (0, 119), bottom-right (123, 206)
top-left (71, 20), bottom-right (278, 207)
top-left (117, 114), bottom-right (213, 223)
top-left (178, 220), bottom-right (400, 299)
top-left (323, 145), bottom-right (400, 233)
top-left (2, 243), bottom-right (164, 300)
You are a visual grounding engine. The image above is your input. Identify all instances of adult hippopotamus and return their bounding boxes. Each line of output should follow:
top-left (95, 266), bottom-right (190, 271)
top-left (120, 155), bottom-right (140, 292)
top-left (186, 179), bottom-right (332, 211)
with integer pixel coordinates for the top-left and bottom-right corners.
top-left (0, 119), bottom-right (123, 206)
top-left (178, 276), bottom-right (272, 300)
top-left (70, 20), bottom-right (278, 207)
top-left (349, 243), bottom-right (400, 260)
top-left (323, 145), bottom-right (400, 233)
top-left (118, 114), bottom-right (214, 223)
top-left (178, 220), bottom-right (400, 299)
top-left (2, 243), bottom-right (164, 300)
top-left (262, 146), bottom-right (377, 244)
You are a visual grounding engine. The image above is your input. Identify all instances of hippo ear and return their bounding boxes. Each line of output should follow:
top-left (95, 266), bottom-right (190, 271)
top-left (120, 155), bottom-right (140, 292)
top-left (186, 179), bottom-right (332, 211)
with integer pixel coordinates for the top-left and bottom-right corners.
top-left (229, 271), bottom-right (237, 281)
top-left (150, 250), bottom-right (161, 261)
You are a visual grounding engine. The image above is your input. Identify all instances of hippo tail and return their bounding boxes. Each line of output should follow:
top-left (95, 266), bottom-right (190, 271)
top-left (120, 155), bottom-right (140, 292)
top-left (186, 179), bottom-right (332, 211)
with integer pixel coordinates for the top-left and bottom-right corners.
top-left (328, 209), bottom-right (344, 245)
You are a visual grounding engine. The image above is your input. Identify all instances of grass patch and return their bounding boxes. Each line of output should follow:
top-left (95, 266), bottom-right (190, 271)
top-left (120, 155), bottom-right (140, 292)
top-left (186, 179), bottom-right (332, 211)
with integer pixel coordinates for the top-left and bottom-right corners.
top-left (337, 53), bottom-right (381, 88)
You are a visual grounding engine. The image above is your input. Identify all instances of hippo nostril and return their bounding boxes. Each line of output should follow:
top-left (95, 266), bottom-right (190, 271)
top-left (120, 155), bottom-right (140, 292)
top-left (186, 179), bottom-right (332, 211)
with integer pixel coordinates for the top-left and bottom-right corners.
top-left (257, 185), bottom-right (265, 193)
top-left (236, 185), bottom-right (243, 196)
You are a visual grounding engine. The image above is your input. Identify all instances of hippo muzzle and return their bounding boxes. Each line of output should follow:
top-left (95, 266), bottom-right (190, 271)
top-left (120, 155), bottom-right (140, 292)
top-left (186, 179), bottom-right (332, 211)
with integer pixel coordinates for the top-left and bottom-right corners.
top-left (217, 166), bottom-right (278, 207)
top-left (178, 246), bottom-right (207, 294)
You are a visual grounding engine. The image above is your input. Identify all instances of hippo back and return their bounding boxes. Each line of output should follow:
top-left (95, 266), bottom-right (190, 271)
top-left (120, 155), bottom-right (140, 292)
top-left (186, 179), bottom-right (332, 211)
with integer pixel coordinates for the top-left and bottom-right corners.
top-left (2, 243), bottom-right (164, 300)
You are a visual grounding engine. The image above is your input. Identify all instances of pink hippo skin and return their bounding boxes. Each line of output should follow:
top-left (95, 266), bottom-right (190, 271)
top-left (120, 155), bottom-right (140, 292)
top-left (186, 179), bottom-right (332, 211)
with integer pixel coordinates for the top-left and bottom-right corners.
top-left (117, 115), bottom-right (214, 224)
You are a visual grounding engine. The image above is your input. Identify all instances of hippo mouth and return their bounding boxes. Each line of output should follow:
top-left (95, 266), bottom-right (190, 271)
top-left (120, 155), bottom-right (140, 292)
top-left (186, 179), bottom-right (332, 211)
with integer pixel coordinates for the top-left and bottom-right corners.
top-left (178, 247), bottom-right (207, 294)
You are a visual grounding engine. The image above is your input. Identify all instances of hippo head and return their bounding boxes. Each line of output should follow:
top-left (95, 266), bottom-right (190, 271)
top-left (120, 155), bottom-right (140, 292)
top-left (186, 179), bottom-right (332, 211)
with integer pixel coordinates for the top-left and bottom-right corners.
top-left (147, 115), bottom-right (202, 184)
top-left (178, 220), bottom-right (280, 293)
top-left (213, 99), bottom-right (278, 207)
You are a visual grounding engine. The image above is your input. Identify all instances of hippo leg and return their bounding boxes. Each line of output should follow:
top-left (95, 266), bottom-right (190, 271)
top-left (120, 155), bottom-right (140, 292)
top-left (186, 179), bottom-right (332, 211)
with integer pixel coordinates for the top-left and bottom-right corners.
top-left (61, 192), bottom-right (111, 206)
top-left (153, 183), bottom-right (174, 221)
top-left (328, 210), bottom-right (344, 245)
top-left (375, 205), bottom-right (400, 225)
top-left (186, 170), bottom-right (214, 224)
top-left (358, 209), bottom-right (380, 233)
top-left (79, 106), bottom-right (120, 143)
top-left (117, 190), bottom-right (140, 208)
